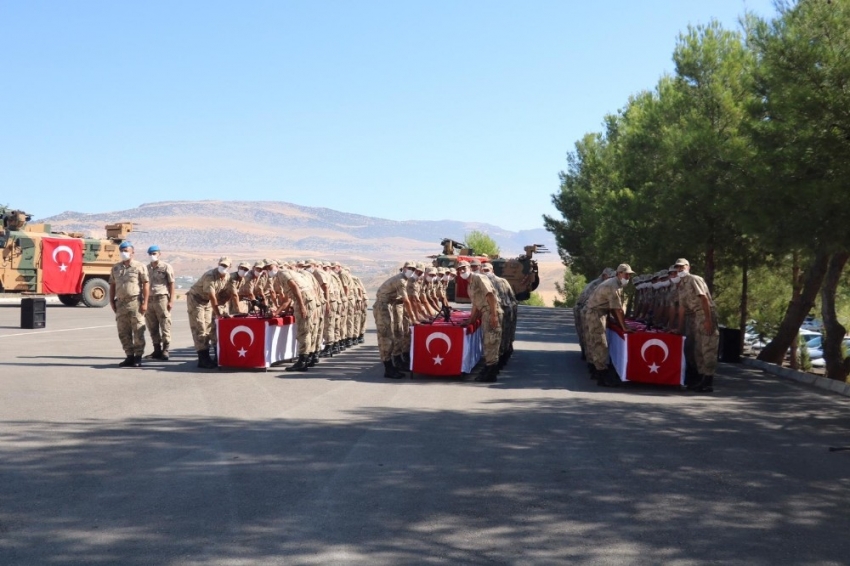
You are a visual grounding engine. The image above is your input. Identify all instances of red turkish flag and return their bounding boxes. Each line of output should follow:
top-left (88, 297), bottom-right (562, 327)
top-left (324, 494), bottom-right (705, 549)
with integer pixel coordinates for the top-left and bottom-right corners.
top-left (217, 317), bottom-right (267, 368)
top-left (41, 238), bottom-right (84, 294)
top-left (625, 331), bottom-right (685, 386)
top-left (411, 323), bottom-right (466, 376)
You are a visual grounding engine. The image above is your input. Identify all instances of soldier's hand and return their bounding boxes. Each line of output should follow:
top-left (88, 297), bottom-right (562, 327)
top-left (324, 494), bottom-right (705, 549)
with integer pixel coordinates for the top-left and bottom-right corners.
top-left (167, 301), bottom-right (173, 312)
top-left (140, 302), bottom-right (148, 315)
top-left (490, 314), bottom-right (499, 328)
top-left (703, 319), bottom-right (713, 334)
top-left (110, 299), bottom-right (117, 313)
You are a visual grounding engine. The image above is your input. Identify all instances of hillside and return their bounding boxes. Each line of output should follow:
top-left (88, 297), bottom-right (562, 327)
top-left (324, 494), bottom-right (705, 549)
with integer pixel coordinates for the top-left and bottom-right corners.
top-left (39, 200), bottom-right (565, 303)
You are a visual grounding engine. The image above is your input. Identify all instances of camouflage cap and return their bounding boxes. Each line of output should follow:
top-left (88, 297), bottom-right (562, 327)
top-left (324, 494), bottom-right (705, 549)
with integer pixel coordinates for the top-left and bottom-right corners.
top-left (415, 262), bottom-right (426, 271)
top-left (237, 261), bottom-right (251, 270)
top-left (456, 260), bottom-right (470, 269)
top-left (616, 263), bottom-right (635, 275)
top-left (253, 260), bottom-right (266, 269)
top-left (262, 258), bottom-right (273, 265)
top-left (668, 265), bottom-right (678, 273)
top-left (470, 259), bottom-right (482, 267)
top-left (448, 267), bottom-right (457, 275)
top-left (602, 267), bottom-right (616, 277)
top-left (480, 263), bottom-right (493, 271)
top-left (306, 258), bottom-right (318, 265)
top-left (403, 260), bottom-right (416, 268)
top-left (424, 267), bottom-right (436, 275)
top-left (332, 261), bottom-right (341, 267)
top-left (436, 267), bottom-right (446, 274)
top-left (266, 259), bottom-right (280, 267)
top-left (674, 258), bottom-right (690, 267)
top-left (218, 256), bottom-right (232, 267)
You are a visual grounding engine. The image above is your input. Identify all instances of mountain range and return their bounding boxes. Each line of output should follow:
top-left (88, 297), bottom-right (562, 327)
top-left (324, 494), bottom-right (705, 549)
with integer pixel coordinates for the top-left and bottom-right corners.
top-left (38, 200), bottom-right (564, 303)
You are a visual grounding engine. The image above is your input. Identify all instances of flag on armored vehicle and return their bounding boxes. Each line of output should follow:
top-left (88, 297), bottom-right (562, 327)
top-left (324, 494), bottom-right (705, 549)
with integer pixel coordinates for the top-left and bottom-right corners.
top-left (41, 238), bottom-right (84, 294)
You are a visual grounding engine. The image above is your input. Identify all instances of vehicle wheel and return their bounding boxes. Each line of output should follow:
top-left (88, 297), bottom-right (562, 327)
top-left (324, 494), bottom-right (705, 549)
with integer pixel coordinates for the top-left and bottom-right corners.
top-left (81, 278), bottom-right (110, 308)
top-left (58, 294), bottom-right (82, 307)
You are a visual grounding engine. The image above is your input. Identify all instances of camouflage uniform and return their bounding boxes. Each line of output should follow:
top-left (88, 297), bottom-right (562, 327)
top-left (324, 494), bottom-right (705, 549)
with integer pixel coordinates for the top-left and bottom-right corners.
top-left (338, 267), bottom-right (356, 343)
top-left (323, 264), bottom-right (342, 347)
top-left (146, 260), bottom-right (175, 351)
top-left (186, 267), bottom-right (229, 352)
top-left (110, 259), bottom-right (149, 358)
top-left (584, 277), bottom-right (624, 371)
top-left (575, 275), bottom-right (605, 358)
top-left (373, 273), bottom-right (408, 362)
top-left (352, 275), bottom-right (368, 340)
top-left (677, 272), bottom-right (719, 378)
top-left (491, 273), bottom-right (517, 357)
top-left (402, 269), bottom-right (422, 354)
top-left (219, 267), bottom-right (248, 315)
top-left (274, 269), bottom-right (318, 356)
top-left (467, 273), bottom-right (503, 366)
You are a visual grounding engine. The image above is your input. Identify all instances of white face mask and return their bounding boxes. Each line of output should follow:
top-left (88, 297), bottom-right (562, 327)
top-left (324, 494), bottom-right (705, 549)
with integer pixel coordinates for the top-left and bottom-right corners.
top-left (271, 268), bottom-right (279, 276)
top-left (149, 254), bottom-right (159, 262)
top-left (670, 274), bottom-right (680, 284)
top-left (660, 280), bottom-right (670, 288)
top-left (485, 272), bottom-right (495, 279)
top-left (618, 276), bottom-right (628, 287)
top-left (404, 269), bottom-right (414, 279)
top-left (238, 269), bottom-right (248, 277)
top-left (217, 266), bottom-right (228, 275)
top-left (460, 271), bottom-right (471, 280)
top-left (307, 267), bottom-right (314, 273)
top-left (254, 270), bottom-right (262, 277)
top-left (120, 251), bottom-right (132, 261)
top-left (441, 275), bottom-right (449, 282)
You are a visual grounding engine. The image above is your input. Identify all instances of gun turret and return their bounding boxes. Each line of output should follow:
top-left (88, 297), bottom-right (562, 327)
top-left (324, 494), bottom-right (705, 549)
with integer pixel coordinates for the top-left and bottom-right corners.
top-left (1, 208), bottom-right (32, 232)
top-left (523, 244), bottom-right (549, 259)
top-left (440, 238), bottom-right (466, 256)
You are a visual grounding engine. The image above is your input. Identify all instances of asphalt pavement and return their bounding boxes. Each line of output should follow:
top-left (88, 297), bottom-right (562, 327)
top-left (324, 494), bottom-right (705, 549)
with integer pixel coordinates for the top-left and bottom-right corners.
top-left (1, 302), bottom-right (849, 565)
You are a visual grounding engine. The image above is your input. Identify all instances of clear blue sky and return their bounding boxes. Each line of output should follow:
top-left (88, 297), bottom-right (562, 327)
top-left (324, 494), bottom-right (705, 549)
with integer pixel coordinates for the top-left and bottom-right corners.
top-left (0, 0), bottom-right (776, 231)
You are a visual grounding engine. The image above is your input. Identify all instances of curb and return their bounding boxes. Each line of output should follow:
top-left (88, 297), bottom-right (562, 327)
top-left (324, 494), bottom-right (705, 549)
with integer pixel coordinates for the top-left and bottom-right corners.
top-left (0, 296), bottom-right (62, 305)
top-left (741, 358), bottom-right (850, 398)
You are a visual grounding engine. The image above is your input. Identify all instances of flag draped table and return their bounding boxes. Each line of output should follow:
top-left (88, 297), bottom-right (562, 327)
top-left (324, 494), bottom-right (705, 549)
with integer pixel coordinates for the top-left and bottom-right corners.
top-left (410, 311), bottom-right (483, 376)
top-left (216, 316), bottom-right (297, 369)
top-left (606, 322), bottom-right (686, 386)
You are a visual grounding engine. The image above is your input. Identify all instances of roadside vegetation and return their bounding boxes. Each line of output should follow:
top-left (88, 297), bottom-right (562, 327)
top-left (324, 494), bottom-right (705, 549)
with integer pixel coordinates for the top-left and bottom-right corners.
top-left (545, 1), bottom-right (850, 381)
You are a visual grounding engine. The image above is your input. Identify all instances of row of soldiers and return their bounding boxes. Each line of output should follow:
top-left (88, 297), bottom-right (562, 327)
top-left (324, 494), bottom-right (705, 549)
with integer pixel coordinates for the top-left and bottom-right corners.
top-left (373, 258), bottom-right (518, 381)
top-left (187, 256), bottom-right (369, 370)
top-left (574, 258), bottom-right (718, 393)
top-left (108, 242), bottom-right (369, 371)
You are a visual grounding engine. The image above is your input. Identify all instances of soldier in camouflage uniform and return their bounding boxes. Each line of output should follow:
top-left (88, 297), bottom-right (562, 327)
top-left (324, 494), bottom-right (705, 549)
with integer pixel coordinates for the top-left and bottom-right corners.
top-left (187, 257), bottom-right (231, 369)
top-left (459, 260), bottom-right (503, 383)
top-left (481, 262), bottom-right (517, 369)
top-left (352, 274), bottom-right (368, 343)
top-left (673, 258), bottom-right (719, 393)
top-left (584, 264), bottom-right (635, 386)
top-left (575, 267), bottom-right (614, 366)
top-left (109, 241), bottom-right (150, 367)
top-left (219, 261), bottom-right (251, 315)
top-left (374, 264), bottom-right (417, 379)
top-left (274, 265), bottom-right (318, 372)
top-left (144, 245), bottom-right (175, 360)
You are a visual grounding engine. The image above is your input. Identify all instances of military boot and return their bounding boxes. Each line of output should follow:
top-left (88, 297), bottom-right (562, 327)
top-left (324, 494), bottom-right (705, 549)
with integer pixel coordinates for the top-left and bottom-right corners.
top-left (285, 354), bottom-right (309, 372)
top-left (319, 345), bottom-right (332, 358)
top-left (198, 350), bottom-right (217, 369)
top-left (694, 374), bottom-right (714, 393)
top-left (474, 364), bottom-right (498, 382)
top-left (401, 352), bottom-right (411, 366)
top-left (118, 355), bottom-right (135, 368)
top-left (161, 342), bottom-right (170, 361)
top-left (392, 354), bottom-right (409, 373)
top-left (144, 344), bottom-right (163, 359)
top-left (383, 360), bottom-right (404, 379)
top-left (358, 334), bottom-right (365, 344)
top-left (307, 352), bottom-right (319, 367)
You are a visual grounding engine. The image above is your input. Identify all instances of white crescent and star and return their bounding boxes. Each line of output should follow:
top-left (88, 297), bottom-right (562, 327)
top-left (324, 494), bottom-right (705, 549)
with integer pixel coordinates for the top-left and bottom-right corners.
top-left (425, 332), bottom-right (452, 365)
top-left (641, 338), bottom-right (670, 373)
top-left (52, 245), bottom-right (74, 272)
top-left (230, 325), bottom-right (255, 357)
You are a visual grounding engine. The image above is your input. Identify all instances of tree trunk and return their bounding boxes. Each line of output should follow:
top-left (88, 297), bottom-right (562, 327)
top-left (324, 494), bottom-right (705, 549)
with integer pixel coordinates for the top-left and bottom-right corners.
top-left (789, 252), bottom-right (801, 370)
top-left (758, 253), bottom-right (830, 364)
top-left (739, 254), bottom-right (748, 355)
top-left (821, 251), bottom-right (850, 382)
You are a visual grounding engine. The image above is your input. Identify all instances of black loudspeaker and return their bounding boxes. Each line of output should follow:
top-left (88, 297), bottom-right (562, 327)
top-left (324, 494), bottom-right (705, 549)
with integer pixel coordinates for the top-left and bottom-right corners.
top-left (718, 326), bottom-right (742, 363)
top-left (21, 297), bottom-right (46, 329)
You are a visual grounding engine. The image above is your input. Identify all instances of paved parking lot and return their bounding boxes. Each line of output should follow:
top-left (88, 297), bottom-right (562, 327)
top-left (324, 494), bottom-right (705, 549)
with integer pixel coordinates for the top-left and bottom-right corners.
top-left (1, 302), bottom-right (850, 565)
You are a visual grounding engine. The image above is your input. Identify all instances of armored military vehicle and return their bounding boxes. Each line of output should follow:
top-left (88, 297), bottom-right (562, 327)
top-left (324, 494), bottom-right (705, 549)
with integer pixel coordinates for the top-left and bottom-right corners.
top-left (0, 207), bottom-right (134, 307)
top-left (432, 238), bottom-right (548, 303)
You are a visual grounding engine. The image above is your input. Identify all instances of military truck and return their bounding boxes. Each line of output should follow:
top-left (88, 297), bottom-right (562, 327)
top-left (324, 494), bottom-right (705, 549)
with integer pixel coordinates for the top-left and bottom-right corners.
top-left (0, 207), bottom-right (134, 307)
top-left (432, 238), bottom-right (548, 303)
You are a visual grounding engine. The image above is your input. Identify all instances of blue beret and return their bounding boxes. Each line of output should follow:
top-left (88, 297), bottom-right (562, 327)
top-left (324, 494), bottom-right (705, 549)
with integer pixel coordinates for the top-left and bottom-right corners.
top-left (147, 245), bottom-right (160, 253)
top-left (119, 241), bottom-right (133, 250)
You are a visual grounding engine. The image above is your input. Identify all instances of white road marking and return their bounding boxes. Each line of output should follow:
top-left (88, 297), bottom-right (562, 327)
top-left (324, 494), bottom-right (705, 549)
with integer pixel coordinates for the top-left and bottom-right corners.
top-left (0, 325), bottom-right (115, 339)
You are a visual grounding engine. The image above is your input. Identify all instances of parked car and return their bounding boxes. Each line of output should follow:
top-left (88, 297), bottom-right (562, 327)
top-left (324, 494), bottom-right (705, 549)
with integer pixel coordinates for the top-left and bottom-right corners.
top-left (807, 338), bottom-right (850, 360)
